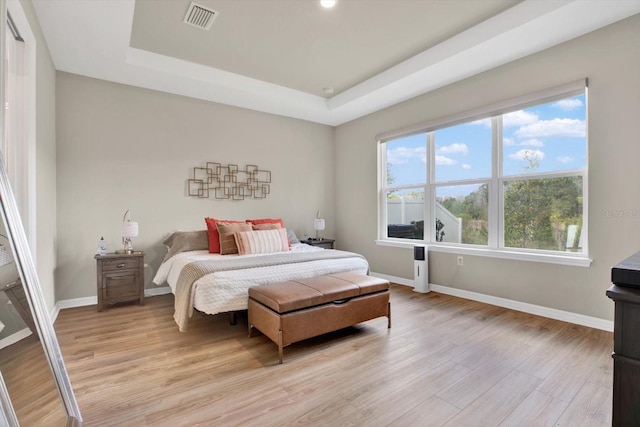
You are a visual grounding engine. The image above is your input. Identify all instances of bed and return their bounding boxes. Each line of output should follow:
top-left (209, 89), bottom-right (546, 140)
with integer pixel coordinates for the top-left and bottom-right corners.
top-left (152, 230), bottom-right (369, 331)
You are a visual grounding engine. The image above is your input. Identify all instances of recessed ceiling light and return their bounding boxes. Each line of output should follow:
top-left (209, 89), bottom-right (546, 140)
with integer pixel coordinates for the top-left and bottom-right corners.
top-left (323, 87), bottom-right (335, 95)
top-left (320, 0), bottom-right (337, 9)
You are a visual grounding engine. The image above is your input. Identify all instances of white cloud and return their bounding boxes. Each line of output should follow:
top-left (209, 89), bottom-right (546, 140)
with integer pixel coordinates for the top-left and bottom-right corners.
top-left (436, 155), bottom-right (457, 165)
top-left (503, 137), bottom-right (515, 146)
top-left (557, 156), bottom-right (575, 164)
top-left (503, 110), bottom-right (539, 127)
top-left (461, 164), bottom-right (471, 170)
top-left (471, 118), bottom-right (491, 127)
top-left (515, 118), bottom-right (585, 138)
top-left (437, 143), bottom-right (468, 155)
top-left (519, 138), bottom-right (545, 147)
top-left (554, 99), bottom-right (583, 111)
top-left (387, 146), bottom-right (426, 165)
top-left (508, 149), bottom-right (545, 161)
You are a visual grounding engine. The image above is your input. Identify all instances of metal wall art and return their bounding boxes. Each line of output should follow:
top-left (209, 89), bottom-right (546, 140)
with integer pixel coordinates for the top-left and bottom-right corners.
top-left (188, 162), bottom-right (271, 201)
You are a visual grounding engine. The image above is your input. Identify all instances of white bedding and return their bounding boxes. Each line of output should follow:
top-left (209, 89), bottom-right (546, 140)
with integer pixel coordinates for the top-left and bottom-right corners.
top-left (152, 243), bottom-right (369, 316)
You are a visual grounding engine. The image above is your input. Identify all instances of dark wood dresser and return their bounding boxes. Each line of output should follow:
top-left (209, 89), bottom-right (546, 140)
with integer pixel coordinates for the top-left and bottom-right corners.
top-left (607, 251), bottom-right (640, 426)
top-left (95, 252), bottom-right (144, 312)
top-left (2, 279), bottom-right (37, 334)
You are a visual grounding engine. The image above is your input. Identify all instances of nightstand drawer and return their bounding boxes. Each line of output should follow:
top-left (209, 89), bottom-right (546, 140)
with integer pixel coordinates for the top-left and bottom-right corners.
top-left (102, 271), bottom-right (140, 299)
top-left (100, 258), bottom-right (140, 272)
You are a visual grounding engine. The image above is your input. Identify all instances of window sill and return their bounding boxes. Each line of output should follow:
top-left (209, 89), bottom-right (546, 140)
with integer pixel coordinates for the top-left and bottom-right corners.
top-left (375, 240), bottom-right (592, 267)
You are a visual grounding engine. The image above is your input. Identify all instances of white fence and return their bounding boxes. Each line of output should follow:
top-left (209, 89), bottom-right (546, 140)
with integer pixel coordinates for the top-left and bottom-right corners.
top-left (387, 199), bottom-right (461, 243)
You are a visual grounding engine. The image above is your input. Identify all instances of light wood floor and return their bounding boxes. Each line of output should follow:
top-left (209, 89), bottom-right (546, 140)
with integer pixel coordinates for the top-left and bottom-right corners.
top-left (53, 284), bottom-right (613, 427)
top-left (0, 334), bottom-right (68, 426)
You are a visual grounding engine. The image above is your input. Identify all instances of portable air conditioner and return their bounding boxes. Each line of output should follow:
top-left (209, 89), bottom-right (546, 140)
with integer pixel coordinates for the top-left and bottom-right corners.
top-left (413, 245), bottom-right (430, 293)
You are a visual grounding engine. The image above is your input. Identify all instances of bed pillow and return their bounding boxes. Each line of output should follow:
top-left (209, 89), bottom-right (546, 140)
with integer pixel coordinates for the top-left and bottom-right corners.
top-left (246, 218), bottom-right (290, 246)
top-left (162, 230), bottom-right (209, 262)
top-left (216, 222), bottom-right (252, 255)
top-left (287, 228), bottom-right (301, 245)
top-left (246, 218), bottom-right (285, 228)
top-left (252, 223), bottom-right (281, 231)
top-left (235, 228), bottom-right (289, 255)
top-left (204, 217), bottom-right (244, 253)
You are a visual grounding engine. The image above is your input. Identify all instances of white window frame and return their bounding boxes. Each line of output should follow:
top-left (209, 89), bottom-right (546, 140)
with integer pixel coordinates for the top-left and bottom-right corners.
top-left (376, 80), bottom-right (590, 267)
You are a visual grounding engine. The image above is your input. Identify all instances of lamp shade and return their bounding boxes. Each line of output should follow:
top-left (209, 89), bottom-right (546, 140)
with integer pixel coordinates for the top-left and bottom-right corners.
top-left (122, 221), bottom-right (139, 238)
top-left (314, 218), bottom-right (325, 231)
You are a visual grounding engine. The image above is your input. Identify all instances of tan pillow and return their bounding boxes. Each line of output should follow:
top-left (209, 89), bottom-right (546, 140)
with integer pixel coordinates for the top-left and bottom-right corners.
top-left (162, 230), bottom-right (209, 262)
top-left (216, 222), bottom-right (251, 255)
top-left (252, 223), bottom-right (281, 231)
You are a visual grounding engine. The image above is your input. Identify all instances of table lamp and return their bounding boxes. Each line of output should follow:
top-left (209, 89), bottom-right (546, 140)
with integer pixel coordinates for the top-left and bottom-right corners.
top-left (121, 210), bottom-right (139, 254)
top-left (314, 218), bottom-right (325, 240)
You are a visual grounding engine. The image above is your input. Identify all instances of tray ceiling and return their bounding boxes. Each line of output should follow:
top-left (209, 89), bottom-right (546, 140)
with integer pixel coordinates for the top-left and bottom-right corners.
top-left (33, 0), bottom-right (640, 125)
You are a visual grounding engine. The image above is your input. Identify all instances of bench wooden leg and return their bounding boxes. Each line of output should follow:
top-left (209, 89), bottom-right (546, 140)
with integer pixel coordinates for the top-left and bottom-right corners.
top-left (229, 312), bottom-right (237, 325)
top-left (387, 302), bottom-right (392, 329)
top-left (278, 330), bottom-right (284, 364)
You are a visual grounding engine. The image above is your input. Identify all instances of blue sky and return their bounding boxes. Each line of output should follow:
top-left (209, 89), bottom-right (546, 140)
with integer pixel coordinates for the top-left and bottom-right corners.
top-left (386, 94), bottom-right (586, 196)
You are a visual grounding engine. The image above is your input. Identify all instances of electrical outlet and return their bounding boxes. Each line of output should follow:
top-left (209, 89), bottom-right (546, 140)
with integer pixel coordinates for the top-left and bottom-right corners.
top-left (457, 256), bottom-right (463, 266)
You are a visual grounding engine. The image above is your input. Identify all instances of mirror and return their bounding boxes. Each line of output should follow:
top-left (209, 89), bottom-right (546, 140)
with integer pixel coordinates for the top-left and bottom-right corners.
top-left (0, 1), bottom-right (82, 425)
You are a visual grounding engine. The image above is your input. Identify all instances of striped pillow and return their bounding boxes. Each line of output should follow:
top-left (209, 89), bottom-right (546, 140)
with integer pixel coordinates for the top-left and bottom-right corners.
top-left (235, 228), bottom-right (289, 255)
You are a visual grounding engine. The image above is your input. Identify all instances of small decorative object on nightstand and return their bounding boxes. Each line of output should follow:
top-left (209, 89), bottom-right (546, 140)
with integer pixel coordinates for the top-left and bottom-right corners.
top-left (302, 238), bottom-right (335, 249)
top-left (95, 252), bottom-right (144, 311)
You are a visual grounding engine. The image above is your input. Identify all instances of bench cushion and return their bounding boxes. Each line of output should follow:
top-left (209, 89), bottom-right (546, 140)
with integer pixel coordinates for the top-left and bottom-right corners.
top-left (248, 273), bottom-right (389, 314)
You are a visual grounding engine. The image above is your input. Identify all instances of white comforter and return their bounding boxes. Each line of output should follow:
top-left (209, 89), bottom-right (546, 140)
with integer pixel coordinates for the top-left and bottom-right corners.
top-left (152, 243), bottom-right (369, 316)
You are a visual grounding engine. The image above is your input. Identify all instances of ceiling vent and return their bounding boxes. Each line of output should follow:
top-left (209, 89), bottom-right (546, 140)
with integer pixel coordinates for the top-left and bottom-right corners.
top-left (183, 2), bottom-right (219, 31)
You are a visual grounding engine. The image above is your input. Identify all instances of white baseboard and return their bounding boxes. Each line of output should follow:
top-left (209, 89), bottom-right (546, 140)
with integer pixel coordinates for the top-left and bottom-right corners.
top-left (370, 271), bottom-right (613, 332)
top-left (0, 328), bottom-right (32, 350)
top-left (56, 296), bottom-right (97, 310)
top-left (54, 286), bottom-right (173, 313)
top-left (371, 272), bottom-right (414, 287)
top-left (50, 304), bottom-right (60, 323)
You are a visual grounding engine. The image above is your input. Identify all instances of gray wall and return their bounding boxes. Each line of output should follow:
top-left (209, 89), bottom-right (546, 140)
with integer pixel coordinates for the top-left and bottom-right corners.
top-left (334, 15), bottom-right (640, 321)
top-left (55, 73), bottom-right (335, 300)
top-left (19, 0), bottom-right (57, 312)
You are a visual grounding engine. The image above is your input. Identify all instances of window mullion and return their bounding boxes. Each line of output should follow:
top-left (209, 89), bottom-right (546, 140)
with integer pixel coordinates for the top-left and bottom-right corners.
top-left (490, 116), bottom-right (501, 249)
top-left (379, 141), bottom-right (388, 239)
top-left (425, 132), bottom-right (435, 243)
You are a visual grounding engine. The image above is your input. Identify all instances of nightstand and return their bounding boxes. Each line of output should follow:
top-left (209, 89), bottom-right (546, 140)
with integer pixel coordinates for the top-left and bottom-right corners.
top-left (95, 252), bottom-right (144, 311)
top-left (302, 238), bottom-right (335, 249)
top-left (2, 279), bottom-right (37, 335)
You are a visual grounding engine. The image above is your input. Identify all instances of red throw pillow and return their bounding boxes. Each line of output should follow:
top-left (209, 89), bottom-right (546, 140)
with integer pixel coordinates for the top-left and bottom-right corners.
top-left (204, 217), bottom-right (244, 253)
top-left (246, 218), bottom-right (290, 246)
top-left (246, 218), bottom-right (285, 228)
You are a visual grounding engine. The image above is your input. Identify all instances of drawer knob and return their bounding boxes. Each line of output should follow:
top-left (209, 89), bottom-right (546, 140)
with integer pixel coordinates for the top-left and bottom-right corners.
top-left (117, 263), bottom-right (125, 268)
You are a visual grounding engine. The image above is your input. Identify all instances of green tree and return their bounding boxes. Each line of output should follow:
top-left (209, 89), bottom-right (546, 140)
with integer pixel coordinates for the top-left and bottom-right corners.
top-left (504, 176), bottom-right (582, 250)
top-left (503, 153), bottom-right (582, 251)
top-left (439, 184), bottom-right (489, 245)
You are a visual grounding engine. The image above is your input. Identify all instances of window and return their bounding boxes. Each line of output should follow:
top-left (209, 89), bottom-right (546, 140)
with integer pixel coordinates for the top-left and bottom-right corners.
top-left (385, 134), bottom-right (426, 240)
top-left (379, 81), bottom-right (588, 263)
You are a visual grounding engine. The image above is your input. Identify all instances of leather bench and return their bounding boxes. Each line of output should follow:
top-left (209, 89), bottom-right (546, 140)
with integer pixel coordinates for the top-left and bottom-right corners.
top-left (248, 272), bottom-right (390, 363)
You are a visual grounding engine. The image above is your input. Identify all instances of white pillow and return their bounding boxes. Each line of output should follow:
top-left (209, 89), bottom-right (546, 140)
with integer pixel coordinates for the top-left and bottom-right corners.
top-left (235, 228), bottom-right (289, 255)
